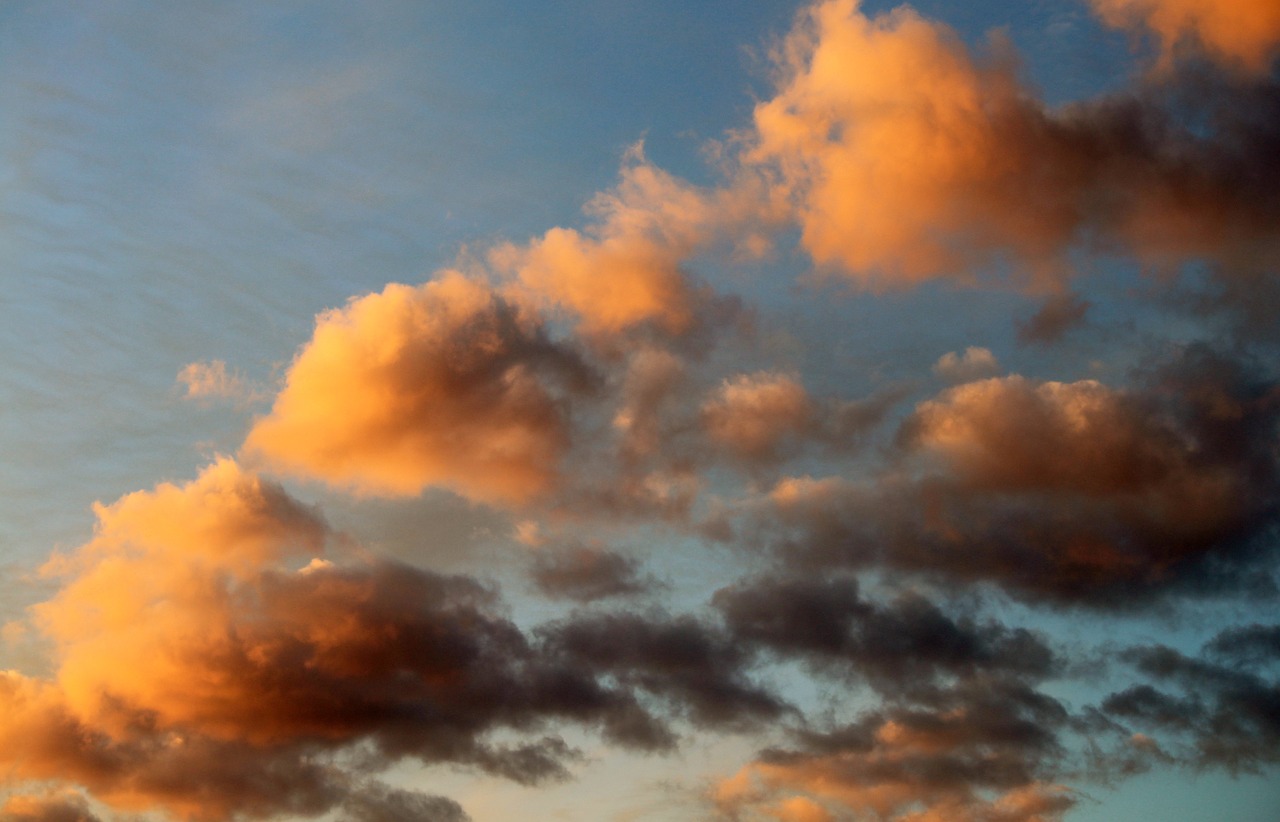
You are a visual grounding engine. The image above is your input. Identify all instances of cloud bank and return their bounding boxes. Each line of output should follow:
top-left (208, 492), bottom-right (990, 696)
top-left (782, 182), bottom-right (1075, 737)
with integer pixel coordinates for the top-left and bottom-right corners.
top-left (5, 1), bottom-right (1279, 820)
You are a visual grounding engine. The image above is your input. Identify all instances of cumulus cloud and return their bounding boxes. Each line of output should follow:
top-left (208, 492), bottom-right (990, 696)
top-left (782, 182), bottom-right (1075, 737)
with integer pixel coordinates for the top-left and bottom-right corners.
top-left (1089, 0), bottom-right (1280, 72)
top-left (703, 372), bottom-right (815, 462)
top-left (933, 347), bottom-right (1001, 383)
top-left (491, 146), bottom-right (763, 338)
top-left (243, 273), bottom-right (597, 504)
top-left (10, 3), bottom-right (1280, 820)
top-left (701, 372), bottom-right (905, 465)
top-left (742, 0), bottom-right (1280, 285)
top-left (3, 461), bottom-right (694, 820)
top-left (750, 346), bottom-right (1280, 606)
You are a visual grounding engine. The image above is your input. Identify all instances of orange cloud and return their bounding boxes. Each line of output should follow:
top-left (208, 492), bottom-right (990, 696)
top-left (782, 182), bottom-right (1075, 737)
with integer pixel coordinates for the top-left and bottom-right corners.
top-left (933, 347), bottom-right (1001, 383)
top-left (491, 154), bottom-right (705, 335)
top-left (903, 377), bottom-right (1182, 494)
top-left (492, 146), bottom-right (766, 337)
top-left (33, 459), bottom-right (329, 741)
top-left (1090, 0), bottom-right (1280, 72)
top-left (243, 273), bottom-right (594, 504)
top-left (176, 360), bottom-right (261, 404)
top-left (745, 0), bottom-right (1076, 285)
top-left (754, 349), bottom-right (1280, 606)
top-left (744, 0), bottom-right (1280, 286)
top-left (703, 371), bottom-right (813, 462)
top-left (5, 461), bottom-right (674, 819)
top-left (0, 790), bottom-right (101, 822)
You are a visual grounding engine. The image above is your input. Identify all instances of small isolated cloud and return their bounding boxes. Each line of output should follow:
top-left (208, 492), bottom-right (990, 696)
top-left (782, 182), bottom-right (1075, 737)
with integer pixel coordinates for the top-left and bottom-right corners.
top-left (529, 543), bottom-right (654, 602)
top-left (176, 359), bottom-right (257, 403)
top-left (933, 347), bottom-right (1000, 382)
top-left (1017, 294), bottom-right (1091, 346)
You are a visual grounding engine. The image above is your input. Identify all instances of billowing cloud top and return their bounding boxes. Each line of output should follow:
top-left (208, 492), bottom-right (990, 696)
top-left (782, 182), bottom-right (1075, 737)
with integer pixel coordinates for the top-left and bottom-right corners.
top-left (244, 274), bottom-right (595, 503)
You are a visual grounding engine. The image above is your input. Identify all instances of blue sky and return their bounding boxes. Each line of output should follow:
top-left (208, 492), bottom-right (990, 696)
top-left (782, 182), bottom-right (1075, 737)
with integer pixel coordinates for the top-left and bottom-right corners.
top-left (2, 2), bottom-right (1278, 821)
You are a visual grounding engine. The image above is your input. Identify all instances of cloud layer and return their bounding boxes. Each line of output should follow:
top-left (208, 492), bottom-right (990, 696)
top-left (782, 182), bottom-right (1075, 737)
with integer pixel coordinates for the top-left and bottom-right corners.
top-left (5, 1), bottom-right (1280, 820)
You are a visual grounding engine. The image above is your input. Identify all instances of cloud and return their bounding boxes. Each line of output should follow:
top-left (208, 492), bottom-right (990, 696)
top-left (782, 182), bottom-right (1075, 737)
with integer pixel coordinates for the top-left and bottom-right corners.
top-left (0, 792), bottom-right (101, 822)
top-left (714, 679), bottom-right (1074, 822)
top-left (1016, 295), bottom-right (1091, 346)
top-left (528, 543), bottom-right (655, 602)
top-left (540, 611), bottom-right (790, 734)
top-left (742, 0), bottom-right (1280, 286)
top-left (933, 347), bottom-right (1001, 383)
top-left (4, 461), bottom-right (690, 820)
top-left (10, 2), bottom-right (1280, 819)
top-left (1100, 623), bottom-right (1280, 772)
top-left (491, 147), bottom-right (762, 338)
top-left (701, 372), bottom-right (906, 465)
top-left (751, 346), bottom-right (1280, 606)
top-left (611, 347), bottom-right (689, 461)
top-left (176, 359), bottom-right (260, 403)
top-left (703, 372), bottom-right (814, 462)
top-left (340, 783), bottom-right (470, 822)
top-left (1089, 0), bottom-right (1280, 72)
top-left (902, 376), bottom-right (1183, 493)
top-left (243, 273), bottom-right (597, 504)
top-left (714, 575), bottom-right (1056, 691)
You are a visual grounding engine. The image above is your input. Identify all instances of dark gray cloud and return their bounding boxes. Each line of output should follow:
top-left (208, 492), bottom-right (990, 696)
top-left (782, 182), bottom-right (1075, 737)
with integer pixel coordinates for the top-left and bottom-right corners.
top-left (529, 543), bottom-right (655, 602)
top-left (540, 610), bottom-right (790, 732)
top-left (1101, 624), bottom-right (1280, 773)
top-left (340, 783), bottom-right (470, 822)
top-left (1017, 293), bottom-right (1091, 345)
top-left (714, 575), bottom-right (1056, 690)
top-left (718, 677), bottom-right (1075, 821)
top-left (752, 345), bottom-right (1280, 608)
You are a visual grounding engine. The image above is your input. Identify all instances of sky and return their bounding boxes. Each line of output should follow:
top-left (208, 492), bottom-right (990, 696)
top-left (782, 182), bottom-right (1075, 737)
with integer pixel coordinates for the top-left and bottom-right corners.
top-left (1, 1), bottom-right (1279, 820)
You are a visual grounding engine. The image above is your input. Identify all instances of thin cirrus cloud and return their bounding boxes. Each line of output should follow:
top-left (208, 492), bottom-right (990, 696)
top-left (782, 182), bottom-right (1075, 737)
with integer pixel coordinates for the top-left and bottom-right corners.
top-left (3, 0), bottom-right (1280, 820)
